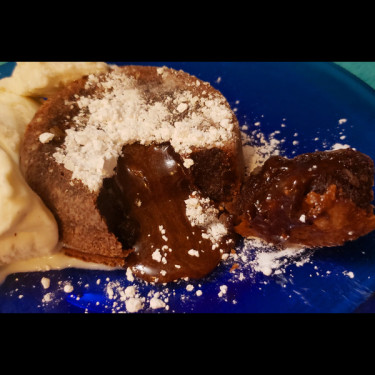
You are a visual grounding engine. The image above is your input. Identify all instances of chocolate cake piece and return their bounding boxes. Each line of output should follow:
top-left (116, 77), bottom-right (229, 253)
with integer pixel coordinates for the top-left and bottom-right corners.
top-left (233, 148), bottom-right (375, 248)
top-left (20, 65), bottom-right (244, 282)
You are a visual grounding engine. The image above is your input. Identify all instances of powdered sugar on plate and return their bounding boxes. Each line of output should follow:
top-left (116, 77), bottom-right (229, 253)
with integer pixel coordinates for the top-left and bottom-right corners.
top-left (241, 124), bottom-right (282, 175)
top-left (227, 237), bottom-right (313, 279)
top-left (36, 114), bottom-right (304, 312)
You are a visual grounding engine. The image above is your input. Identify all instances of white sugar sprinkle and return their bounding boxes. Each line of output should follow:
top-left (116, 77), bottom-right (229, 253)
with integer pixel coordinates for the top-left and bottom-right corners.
top-left (41, 277), bottom-right (50, 289)
top-left (218, 285), bottom-right (228, 297)
top-left (185, 191), bottom-right (227, 245)
top-left (186, 284), bottom-right (194, 291)
top-left (125, 297), bottom-right (143, 313)
top-left (63, 283), bottom-right (74, 293)
top-left (187, 249), bottom-right (200, 257)
top-left (39, 132), bottom-right (55, 144)
top-left (53, 67), bottom-right (236, 192)
top-left (150, 297), bottom-right (167, 310)
top-left (152, 249), bottom-right (162, 262)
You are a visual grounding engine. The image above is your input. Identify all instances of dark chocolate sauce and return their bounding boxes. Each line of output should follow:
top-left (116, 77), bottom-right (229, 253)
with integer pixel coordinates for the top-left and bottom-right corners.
top-left (100, 143), bottom-right (234, 283)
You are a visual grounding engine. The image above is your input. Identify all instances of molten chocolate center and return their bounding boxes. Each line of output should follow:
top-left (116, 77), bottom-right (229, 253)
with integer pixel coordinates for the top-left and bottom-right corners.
top-left (98, 143), bottom-right (233, 283)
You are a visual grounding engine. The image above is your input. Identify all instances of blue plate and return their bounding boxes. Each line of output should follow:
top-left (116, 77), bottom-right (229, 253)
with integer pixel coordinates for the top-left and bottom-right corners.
top-left (1, 61), bottom-right (375, 313)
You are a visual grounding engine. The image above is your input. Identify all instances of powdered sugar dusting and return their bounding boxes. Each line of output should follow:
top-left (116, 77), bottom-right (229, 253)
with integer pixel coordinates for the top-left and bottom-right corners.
top-left (330, 143), bottom-right (352, 150)
top-left (184, 191), bottom-right (227, 246)
top-left (53, 66), bottom-right (236, 192)
top-left (241, 125), bottom-right (282, 175)
top-left (232, 237), bottom-right (312, 278)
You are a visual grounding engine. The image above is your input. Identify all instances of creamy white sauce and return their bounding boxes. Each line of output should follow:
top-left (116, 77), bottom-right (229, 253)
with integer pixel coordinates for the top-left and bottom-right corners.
top-left (0, 250), bottom-right (118, 284)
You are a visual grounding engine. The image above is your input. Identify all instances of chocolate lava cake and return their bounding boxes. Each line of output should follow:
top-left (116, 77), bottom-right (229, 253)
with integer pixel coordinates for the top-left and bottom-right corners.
top-left (20, 65), bottom-right (244, 283)
top-left (233, 148), bottom-right (375, 248)
top-left (20, 64), bottom-right (375, 283)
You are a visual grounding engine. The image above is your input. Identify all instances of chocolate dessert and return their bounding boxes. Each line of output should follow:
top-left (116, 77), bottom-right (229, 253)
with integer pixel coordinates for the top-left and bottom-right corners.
top-left (233, 148), bottom-right (375, 248)
top-left (20, 65), bottom-right (244, 283)
top-left (19, 63), bottom-right (375, 284)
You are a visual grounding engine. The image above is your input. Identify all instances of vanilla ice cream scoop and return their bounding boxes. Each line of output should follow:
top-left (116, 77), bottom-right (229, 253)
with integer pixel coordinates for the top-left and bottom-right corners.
top-left (0, 91), bottom-right (41, 161)
top-left (0, 61), bottom-right (109, 98)
top-left (0, 62), bottom-right (110, 266)
top-left (0, 146), bottom-right (59, 265)
top-left (0, 90), bottom-right (59, 265)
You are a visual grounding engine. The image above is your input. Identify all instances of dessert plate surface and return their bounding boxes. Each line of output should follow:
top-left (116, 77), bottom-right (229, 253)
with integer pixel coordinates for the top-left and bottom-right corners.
top-left (1, 61), bottom-right (375, 313)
